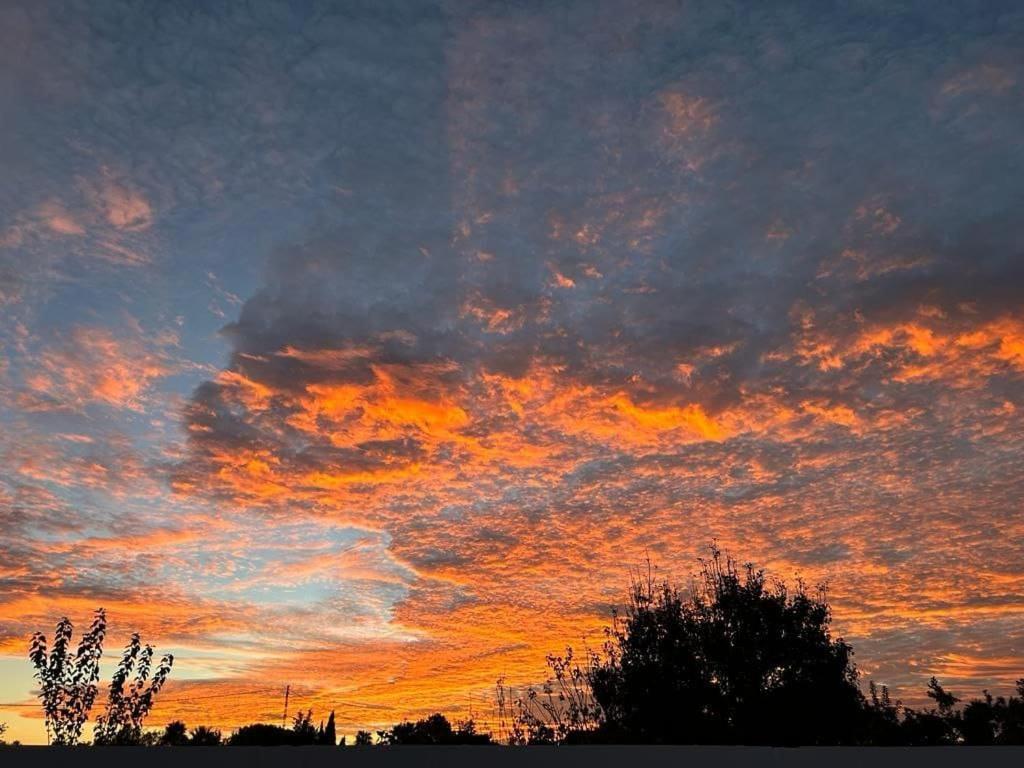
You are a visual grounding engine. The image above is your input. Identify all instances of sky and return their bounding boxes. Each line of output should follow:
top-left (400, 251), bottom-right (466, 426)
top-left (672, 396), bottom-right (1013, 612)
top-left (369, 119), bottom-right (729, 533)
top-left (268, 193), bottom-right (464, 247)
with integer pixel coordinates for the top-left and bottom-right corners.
top-left (1, 0), bottom-right (1023, 745)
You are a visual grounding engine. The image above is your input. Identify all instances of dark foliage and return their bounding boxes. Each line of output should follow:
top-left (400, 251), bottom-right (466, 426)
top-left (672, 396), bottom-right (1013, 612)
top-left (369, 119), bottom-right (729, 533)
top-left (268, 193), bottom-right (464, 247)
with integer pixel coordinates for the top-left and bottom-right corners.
top-left (863, 677), bottom-right (1024, 745)
top-left (228, 724), bottom-right (297, 746)
top-left (228, 710), bottom-right (323, 746)
top-left (586, 548), bottom-right (865, 745)
top-left (378, 713), bottom-right (492, 745)
top-left (961, 680), bottom-right (1024, 745)
top-left (498, 648), bottom-right (602, 745)
top-left (354, 730), bottom-right (374, 746)
top-left (160, 721), bottom-right (189, 746)
top-left (92, 632), bottom-right (174, 745)
top-left (188, 725), bottom-right (222, 746)
top-left (156, 721), bottom-right (222, 746)
top-left (290, 709), bottom-right (317, 744)
top-left (317, 710), bottom-right (337, 746)
top-left (28, 609), bottom-right (107, 745)
top-left (500, 548), bottom-right (1024, 746)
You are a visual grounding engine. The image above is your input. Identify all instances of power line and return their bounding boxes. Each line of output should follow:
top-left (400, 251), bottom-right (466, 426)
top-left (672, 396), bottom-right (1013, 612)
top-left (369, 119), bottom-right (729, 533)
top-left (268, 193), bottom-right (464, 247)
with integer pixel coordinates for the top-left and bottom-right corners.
top-left (160, 688), bottom-right (280, 704)
top-left (1, 687), bottom-right (278, 708)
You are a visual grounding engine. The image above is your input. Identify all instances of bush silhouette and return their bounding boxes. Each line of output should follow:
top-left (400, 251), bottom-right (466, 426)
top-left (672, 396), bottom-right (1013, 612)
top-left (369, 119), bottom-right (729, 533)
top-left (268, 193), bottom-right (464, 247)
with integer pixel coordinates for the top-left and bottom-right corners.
top-left (378, 713), bottom-right (492, 745)
top-left (188, 725), bottom-right (222, 746)
top-left (290, 709), bottom-right (317, 744)
top-left (498, 648), bottom-right (602, 744)
top-left (160, 721), bottom-right (189, 746)
top-left (228, 710), bottom-right (324, 746)
top-left (228, 723), bottom-right (293, 746)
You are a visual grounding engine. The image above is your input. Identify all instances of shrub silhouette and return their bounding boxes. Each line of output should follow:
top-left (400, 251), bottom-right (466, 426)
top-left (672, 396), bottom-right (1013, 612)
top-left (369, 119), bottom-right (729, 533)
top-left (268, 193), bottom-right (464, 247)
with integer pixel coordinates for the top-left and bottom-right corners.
top-left (188, 725), bottom-right (222, 746)
top-left (160, 720), bottom-right (189, 746)
top-left (29, 608), bottom-right (106, 745)
top-left (963, 680), bottom-right (1024, 744)
top-left (861, 681), bottom-right (906, 745)
top-left (498, 648), bottom-right (603, 745)
top-left (228, 710), bottom-right (322, 746)
top-left (378, 713), bottom-right (492, 745)
top-left (132, 720), bottom-right (222, 747)
top-left (228, 723), bottom-right (293, 746)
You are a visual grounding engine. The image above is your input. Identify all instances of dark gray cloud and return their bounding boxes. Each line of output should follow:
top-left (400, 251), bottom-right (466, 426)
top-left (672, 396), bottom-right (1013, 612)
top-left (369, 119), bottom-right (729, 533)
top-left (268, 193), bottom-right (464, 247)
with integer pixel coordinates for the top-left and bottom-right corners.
top-left (182, 0), bottom-right (1024, 405)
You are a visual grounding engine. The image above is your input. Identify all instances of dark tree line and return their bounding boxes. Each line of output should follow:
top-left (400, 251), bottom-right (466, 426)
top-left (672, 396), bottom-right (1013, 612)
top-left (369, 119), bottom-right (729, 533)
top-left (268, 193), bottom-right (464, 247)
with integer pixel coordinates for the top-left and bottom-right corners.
top-left (501, 547), bottom-right (1024, 746)
top-left (862, 677), bottom-right (1024, 746)
top-left (154, 712), bottom-right (487, 747)
top-left (226, 709), bottom-right (338, 746)
top-left (376, 713), bottom-right (491, 745)
top-left (159, 721), bottom-right (222, 746)
top-left (23, 549), bottom-right (1024, 747)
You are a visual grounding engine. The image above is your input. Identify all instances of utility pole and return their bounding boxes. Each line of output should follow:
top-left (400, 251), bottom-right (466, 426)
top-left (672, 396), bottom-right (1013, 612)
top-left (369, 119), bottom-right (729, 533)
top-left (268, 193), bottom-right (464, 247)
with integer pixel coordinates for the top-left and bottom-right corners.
top-left (282, 684), bottom-right (290, 728)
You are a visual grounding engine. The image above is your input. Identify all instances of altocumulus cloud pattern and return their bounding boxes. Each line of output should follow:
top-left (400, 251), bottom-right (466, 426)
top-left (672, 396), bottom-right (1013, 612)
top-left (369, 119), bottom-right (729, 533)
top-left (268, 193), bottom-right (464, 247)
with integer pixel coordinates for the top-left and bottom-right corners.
top-left (0, 0), bottom-right (1023, 744)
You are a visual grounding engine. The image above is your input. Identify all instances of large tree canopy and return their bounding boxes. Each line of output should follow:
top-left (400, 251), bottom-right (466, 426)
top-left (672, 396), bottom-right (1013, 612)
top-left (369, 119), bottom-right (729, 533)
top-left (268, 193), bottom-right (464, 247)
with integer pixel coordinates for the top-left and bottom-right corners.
top-left (588, 549), bottom-right (865, 745)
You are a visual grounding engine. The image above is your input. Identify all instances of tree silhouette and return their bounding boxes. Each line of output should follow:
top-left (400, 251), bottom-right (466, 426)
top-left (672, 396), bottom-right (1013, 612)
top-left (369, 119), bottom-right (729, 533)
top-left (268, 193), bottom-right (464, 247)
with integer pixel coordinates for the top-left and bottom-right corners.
top-left (290, 709), bottom-right (317, 744)
top-left (25, 565), bottom-right (1024, 749)
top-left (318, 710), bottom-right (337, 745)
top-left (188, 725), bottom-right (222, 746)
top-left (891, 677), bottom-right (1024, 745)
top-left (586, 547), bottom-right (865, 744)
top-left (160, 720), bottom-right (189, 746)
top-left (378, 713), bottom-right (491, 745)
top-left (354, 729), bottom-right (374, 746)
top-left (228, 710), bottom-right (321, 746)
top-left (975, 680), bottom-right (1024, 744)
top-left (497, 546), bottom-right (1024, 746)
top-left (28, 608), bottom-right (106, 745)
top-left (892, 677), bottom-right (961, 746)
top-left (228, 724), bottom-right (293, 746)
top-left (862, 681), bottom-right (906, 745)
top-left (92, 632), bottom-right (174, 745)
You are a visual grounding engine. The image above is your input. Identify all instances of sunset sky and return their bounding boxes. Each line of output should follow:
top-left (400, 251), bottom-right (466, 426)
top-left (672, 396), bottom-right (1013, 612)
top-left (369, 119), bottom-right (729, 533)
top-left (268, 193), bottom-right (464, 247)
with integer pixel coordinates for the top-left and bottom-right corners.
top-left (2, 0), bottom-right (1023, 745)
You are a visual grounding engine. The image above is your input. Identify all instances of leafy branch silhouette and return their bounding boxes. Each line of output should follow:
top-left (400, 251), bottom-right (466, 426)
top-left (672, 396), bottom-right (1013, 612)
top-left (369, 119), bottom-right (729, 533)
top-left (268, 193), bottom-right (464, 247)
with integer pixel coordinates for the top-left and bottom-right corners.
top-left (93, 633), bottom-right (174, 745)
top-left (29, 608), bottom-right (106, 745)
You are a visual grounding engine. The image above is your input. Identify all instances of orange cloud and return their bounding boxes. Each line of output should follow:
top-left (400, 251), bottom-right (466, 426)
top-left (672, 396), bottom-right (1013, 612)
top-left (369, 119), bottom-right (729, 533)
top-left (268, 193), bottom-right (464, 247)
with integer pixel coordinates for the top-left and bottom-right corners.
top-left (22, 326), bottom-right (171, 411)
